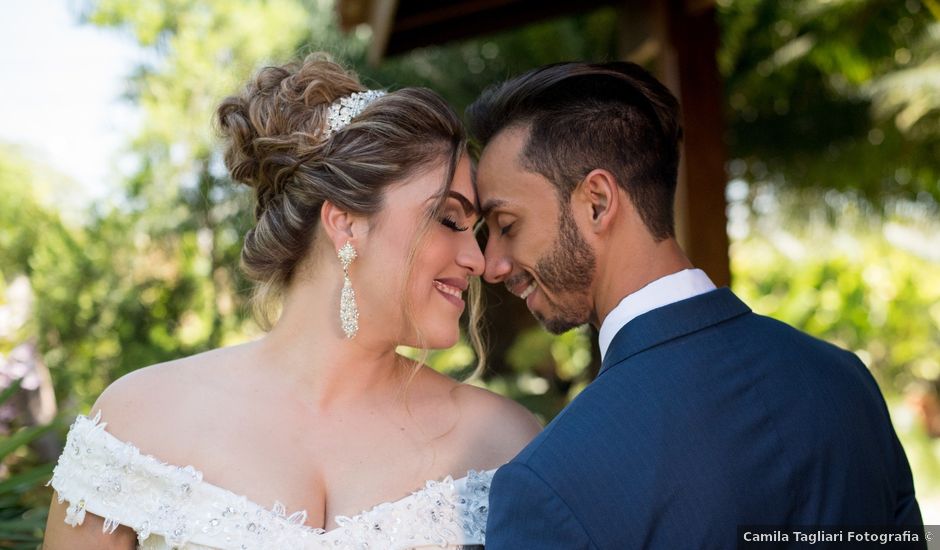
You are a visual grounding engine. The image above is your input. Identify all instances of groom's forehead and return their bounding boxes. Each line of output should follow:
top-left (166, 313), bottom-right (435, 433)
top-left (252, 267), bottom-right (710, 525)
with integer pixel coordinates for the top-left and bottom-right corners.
top-left (474, 126), bottom-right (564, 217)
top-left (479, 127), bottom-right (528, 171)
top-left (476, 131), bottom-right (532, 194)
top-left (477, 173), bottom-right (558, 220)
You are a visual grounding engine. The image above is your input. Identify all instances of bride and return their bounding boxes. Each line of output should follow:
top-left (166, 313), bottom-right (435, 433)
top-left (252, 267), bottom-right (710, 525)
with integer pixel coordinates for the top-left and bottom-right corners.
top-left (43, 54), bottom-right (541, 549)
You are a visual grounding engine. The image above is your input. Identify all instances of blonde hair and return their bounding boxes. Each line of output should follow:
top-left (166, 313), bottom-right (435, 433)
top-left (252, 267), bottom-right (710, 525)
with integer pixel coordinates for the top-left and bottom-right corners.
top-left (216, 53), bottom-right (486, 375)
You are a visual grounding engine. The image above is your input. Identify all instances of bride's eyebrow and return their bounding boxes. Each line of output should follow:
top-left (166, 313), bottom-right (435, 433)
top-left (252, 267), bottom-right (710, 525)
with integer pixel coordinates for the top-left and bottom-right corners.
top-left (444, 191), bottom-right (478, 217)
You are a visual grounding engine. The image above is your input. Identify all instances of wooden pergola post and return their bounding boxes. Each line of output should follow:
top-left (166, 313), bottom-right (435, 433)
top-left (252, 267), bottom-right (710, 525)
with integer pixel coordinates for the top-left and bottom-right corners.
top-left (652, 0), bottom-right (731, 286)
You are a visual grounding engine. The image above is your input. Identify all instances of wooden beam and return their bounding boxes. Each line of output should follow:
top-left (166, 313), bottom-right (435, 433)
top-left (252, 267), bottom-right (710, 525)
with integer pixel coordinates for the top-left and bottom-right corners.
top-left (393, 0), bottom-right (520, 32)
top-left (386, 0), bottom-right (618, 58)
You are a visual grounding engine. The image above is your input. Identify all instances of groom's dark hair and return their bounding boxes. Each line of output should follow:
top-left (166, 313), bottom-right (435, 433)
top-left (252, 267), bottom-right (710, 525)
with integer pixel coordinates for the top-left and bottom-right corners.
top-left (467, 61), bottom-right (682, 240)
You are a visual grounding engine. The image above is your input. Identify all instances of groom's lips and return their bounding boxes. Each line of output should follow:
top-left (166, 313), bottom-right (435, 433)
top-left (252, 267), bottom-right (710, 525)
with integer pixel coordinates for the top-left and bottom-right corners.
top-left (507, 274), bottom-right (536, 300)
top-left (520, 281), bottom-right (537, 300)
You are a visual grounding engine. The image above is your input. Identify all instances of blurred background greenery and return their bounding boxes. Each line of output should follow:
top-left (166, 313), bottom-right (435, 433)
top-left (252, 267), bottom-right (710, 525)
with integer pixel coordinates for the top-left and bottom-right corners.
top-left (1, 0), bottom-right (939, 546)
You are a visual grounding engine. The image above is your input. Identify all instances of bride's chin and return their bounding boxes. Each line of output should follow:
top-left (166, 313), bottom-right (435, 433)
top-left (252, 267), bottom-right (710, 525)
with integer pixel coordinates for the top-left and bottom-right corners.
top-left (407, 329), bottom-right (459, 351)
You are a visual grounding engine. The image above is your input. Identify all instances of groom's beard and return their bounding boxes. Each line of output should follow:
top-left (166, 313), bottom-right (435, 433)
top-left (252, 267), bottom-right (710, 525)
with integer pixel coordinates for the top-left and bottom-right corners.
top-left (532, 206), bottom-right (596, 334)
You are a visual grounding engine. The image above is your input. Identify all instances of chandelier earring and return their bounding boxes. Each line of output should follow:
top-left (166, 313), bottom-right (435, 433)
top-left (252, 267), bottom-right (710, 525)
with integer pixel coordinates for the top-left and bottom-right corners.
top-left (337, 242), bottom-right (359, 339)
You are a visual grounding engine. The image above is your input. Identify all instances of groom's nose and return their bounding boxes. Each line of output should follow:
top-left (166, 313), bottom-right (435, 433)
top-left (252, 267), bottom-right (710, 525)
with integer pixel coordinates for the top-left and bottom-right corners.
top-left (483, 237), bottom-right (512, 284)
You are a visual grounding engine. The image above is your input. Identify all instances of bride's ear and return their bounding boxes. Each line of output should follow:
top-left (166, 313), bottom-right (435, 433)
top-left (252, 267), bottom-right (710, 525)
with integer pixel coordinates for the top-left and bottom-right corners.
top-left (321, 200), bottom-right (367, 250)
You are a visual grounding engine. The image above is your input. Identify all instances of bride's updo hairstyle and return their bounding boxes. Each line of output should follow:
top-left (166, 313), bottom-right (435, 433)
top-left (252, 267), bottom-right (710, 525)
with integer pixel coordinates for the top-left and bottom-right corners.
top-left (216, 54), bottom-right (484, 368)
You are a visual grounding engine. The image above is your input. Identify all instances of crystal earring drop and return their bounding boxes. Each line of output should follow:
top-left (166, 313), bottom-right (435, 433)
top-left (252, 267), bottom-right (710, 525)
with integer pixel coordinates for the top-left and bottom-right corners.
top-left (337, 241), bottom-right (359, 339)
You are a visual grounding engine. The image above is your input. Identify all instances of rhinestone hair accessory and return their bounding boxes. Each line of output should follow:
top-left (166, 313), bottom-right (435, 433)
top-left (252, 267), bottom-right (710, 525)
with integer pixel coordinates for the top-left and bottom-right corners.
top-left (337, 242), bottom-right (359, 339)
top-left (325, 90), bottom-right (386, 138)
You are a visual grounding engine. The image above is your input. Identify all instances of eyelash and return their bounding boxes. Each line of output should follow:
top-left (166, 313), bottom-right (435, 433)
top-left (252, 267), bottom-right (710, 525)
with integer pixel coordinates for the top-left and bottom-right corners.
top-left (500, 222), bottom-right (514, 236)
top-left (441, 216), bottom-right (470, 232)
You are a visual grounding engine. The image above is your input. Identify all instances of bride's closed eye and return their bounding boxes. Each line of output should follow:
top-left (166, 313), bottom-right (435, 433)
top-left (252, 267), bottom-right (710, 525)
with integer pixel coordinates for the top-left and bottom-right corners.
top-left (440, 215), bottom-right (470, 232)
top-left (433, 191), bottom-right (478, 233)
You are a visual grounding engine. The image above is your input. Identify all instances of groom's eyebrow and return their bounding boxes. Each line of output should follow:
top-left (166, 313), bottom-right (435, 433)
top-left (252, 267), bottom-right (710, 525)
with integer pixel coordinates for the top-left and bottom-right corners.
top-left (480, 198), bottom-right (507, 217)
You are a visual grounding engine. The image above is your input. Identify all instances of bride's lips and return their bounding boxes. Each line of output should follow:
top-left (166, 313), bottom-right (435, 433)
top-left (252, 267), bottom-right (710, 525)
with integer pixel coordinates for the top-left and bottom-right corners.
top-left (433, 278), bottom-right (466, 308)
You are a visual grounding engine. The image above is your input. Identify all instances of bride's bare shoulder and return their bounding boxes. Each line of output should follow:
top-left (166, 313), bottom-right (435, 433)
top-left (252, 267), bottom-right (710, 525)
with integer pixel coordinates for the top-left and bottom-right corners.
top-left (88, 344), bottom-right (251, 459)
top-left (415, 367), bottom-right (542, 465)
top-left (452, 381), bottom-right (542, 452)
top-left (92, 345), bottom-right (244, 413)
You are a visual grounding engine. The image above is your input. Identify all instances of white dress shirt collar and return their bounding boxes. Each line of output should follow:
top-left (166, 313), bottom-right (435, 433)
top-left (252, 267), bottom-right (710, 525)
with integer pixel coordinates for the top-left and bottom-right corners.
top-left (597, 268), bottom-right (716, 361)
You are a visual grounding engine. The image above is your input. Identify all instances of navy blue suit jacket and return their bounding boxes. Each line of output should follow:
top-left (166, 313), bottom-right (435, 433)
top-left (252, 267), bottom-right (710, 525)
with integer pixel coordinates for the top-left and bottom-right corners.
top-left (486, 288), bottom-right (923, 549)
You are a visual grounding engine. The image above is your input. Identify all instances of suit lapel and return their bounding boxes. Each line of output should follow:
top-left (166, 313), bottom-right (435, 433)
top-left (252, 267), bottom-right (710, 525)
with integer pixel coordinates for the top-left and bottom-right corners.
top-left (599, 288), bottom-right (751, 375)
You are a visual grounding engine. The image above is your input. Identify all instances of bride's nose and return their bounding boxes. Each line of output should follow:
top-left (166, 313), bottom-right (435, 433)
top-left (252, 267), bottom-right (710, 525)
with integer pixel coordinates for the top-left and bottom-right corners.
top-left (456, 235), bottom-right (485, 276)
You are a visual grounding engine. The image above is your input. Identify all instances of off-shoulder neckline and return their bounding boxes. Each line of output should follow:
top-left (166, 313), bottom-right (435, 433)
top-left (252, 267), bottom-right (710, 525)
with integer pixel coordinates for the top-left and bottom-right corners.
top-left (72, 413), bottom-right (498, 539)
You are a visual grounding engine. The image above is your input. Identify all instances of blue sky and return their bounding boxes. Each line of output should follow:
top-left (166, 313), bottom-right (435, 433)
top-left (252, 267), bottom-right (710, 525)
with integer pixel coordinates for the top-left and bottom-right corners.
top-left (0, 0), bottom-right (142, 206)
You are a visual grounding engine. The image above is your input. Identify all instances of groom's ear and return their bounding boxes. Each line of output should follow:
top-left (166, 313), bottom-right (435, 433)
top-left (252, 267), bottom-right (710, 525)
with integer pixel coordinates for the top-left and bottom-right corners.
top-left (321, 200), bottom-right (367, 250)
top-left (574, 169), bottom-right (620, 234)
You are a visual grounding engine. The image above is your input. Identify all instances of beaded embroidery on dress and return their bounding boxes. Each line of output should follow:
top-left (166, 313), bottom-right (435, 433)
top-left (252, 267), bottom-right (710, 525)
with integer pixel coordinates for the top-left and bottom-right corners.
top-left (49, 414), bottom-right (493, 549)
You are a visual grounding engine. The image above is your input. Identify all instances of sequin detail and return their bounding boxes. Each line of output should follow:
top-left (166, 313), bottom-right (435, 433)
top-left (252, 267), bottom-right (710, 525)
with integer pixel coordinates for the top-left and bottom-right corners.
top-left (50, 414), bottom-right (493, 549)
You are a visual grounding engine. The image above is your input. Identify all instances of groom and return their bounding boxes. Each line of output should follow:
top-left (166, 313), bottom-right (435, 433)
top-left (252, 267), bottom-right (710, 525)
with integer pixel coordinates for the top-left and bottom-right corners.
top-left (467, 62), bottom-right (925, 548)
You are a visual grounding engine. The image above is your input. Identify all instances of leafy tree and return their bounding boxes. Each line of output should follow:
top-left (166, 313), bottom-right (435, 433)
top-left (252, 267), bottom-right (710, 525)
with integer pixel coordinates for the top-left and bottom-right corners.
top-left (0, 147), bottom-right (69, 549)
top-left (720, 0), bottom-right (939, 205)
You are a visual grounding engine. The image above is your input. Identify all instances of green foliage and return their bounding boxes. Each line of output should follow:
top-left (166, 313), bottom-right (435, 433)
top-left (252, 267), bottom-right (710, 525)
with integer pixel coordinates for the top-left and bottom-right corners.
top-left (0, 150), bottom-right (67, 547)
top-left (0, 380), bottom-right (58, 550)
top-left (719, 0), bottom-right (940, 204)
top-left (493, 326), bottom-right (595, 421)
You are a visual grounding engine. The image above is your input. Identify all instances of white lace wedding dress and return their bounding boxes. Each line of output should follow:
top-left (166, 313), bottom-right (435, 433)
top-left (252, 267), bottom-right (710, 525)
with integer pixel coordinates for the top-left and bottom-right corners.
top-left (49, 414), bottom-right (493, 549)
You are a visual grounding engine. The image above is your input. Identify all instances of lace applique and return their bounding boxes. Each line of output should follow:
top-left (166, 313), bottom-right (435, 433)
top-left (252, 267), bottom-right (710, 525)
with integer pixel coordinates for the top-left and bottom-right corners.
top-left (49, 414), bottom-right (495, 549)
top-left (49, 413), bottom-right (315, 549)
top-left (319, 469), bottom-right (492, 548)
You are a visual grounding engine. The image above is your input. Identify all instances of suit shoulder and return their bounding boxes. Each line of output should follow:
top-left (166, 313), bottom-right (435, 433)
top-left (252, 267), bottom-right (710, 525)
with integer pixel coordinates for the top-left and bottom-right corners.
top-left (743, 313), bottom-right (873, 377)
top-left (507, 384), bottom-right (619, 469)
top-left (745, 312), bottom-right (857, 356)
